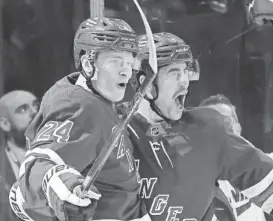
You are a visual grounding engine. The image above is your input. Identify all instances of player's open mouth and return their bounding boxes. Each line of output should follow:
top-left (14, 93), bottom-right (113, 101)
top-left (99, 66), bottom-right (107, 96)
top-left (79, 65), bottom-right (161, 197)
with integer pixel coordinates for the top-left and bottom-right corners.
top-left (117, 83), bottom-right (127, 89)
top-left (174, 94), bottom-right (185, 109)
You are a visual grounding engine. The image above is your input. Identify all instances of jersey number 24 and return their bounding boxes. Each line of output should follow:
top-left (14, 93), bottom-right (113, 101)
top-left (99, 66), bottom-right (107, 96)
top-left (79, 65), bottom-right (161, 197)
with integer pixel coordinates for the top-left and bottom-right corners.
top-left (36, 120), bottom-right (74, 143)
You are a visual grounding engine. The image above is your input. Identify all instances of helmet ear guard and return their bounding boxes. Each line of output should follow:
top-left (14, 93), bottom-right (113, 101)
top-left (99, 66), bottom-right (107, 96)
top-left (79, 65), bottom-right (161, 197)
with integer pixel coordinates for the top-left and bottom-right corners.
top-left (79, 50), bottom-right (98, 80)
top-left (130, 58), bottom-right (159, 101)
top-left (148, 83), bottom-right (159, 101)
top-left (130, 71), bottom-right (159, 101)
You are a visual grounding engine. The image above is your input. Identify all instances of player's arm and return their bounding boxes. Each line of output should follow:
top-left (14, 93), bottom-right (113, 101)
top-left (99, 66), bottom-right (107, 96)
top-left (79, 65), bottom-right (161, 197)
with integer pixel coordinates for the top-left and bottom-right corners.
top-left (218, 130), bottom-right (273, 215)
top-left (17, 99), bottom-right (102, 221)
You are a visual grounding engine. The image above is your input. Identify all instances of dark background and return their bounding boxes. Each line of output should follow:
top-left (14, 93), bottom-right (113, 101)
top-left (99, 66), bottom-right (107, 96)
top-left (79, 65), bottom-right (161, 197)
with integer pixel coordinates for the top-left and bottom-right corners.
top-left (0, 0), bottom-right (273, 152)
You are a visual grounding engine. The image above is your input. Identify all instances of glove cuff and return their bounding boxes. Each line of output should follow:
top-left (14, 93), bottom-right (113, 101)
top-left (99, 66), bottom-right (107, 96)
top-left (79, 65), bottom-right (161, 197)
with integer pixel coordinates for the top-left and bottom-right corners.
top-left (42, 164), bottom-right (81, 208)
top-left (9, 181), bottom-right (35, 221)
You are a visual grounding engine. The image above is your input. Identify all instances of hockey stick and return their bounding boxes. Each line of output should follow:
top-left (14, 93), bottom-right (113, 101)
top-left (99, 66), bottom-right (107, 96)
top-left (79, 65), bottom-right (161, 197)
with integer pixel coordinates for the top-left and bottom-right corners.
top-left (80, 0), bottom-right (158, 195)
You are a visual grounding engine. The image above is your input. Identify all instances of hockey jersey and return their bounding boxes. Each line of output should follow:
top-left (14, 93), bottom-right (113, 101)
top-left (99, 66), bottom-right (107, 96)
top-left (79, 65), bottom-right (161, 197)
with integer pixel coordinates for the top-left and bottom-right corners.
top-left (128, 107), bottom-right (273, 221)
top-left (216, 180), bottom-right (269, 221)
top-left (17, 73), bottom-right (147, 220)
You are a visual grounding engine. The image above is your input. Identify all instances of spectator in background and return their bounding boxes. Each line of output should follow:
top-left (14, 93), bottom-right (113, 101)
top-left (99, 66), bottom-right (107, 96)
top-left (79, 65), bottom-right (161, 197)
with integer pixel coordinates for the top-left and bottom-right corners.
top-left (199, 94), bottom-right (242, 136)
top-left (200, 94), bottom-right (270, 221)
top-left (0, 90), bottom-right (39, 220)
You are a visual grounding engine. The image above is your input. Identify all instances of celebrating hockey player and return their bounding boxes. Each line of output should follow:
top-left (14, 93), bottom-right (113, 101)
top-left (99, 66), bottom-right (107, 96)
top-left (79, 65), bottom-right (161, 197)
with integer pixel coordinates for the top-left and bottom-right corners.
top-left (9, 17), bottom-right (150, 221)
top-left (127, 32), bottom-right (273, 221)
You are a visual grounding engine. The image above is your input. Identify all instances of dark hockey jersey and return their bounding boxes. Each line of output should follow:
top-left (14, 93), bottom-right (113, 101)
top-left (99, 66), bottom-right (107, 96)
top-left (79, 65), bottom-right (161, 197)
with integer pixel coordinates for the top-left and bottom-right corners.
top-left (128, 107), bottom-right (273, 221)
top-left (18, 73), bottom-right (147, 220)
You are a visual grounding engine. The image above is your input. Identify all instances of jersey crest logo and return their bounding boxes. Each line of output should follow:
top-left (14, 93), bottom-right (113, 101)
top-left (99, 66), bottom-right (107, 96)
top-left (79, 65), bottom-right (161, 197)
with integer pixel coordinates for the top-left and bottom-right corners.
top-left (151, 126), bottom-right (160, 136)
top-left (146, 124), bottom-right (166, 137)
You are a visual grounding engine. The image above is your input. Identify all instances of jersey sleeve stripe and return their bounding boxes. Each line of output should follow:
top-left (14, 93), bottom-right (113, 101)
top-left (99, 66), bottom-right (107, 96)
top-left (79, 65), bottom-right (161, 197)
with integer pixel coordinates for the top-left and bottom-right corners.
top-left (20, 148), bottom-right (65, 177)
top-left (218, 180), bottom-right (239, 218)
top-left (261, 194), bottom-right (273, 213)
top-left (267, 153), bottom-right (273, 160)
top-left (128, 124), bottom-right (139, 139)
top-left (19, 156), bottom-right (36, 178)
top-left (211, 215), bottom-right (218, 221)
top-left (235, 201), bottom-right (252, 217)
top-left (25, 147), bottom-right (65, 164)
top-left (242, 169), bottom-right (273, 198)
top-left (9, 182), bottom-right (35, 221)
top-left (130, 213), bottom-right (151, 221)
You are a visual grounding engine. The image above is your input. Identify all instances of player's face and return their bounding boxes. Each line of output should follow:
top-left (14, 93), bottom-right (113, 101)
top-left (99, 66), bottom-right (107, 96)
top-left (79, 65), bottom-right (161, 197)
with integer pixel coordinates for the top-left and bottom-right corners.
top-left (95, 50), bottom-right (134, 102)
top-left (155, 61), bottom-right (189, 121)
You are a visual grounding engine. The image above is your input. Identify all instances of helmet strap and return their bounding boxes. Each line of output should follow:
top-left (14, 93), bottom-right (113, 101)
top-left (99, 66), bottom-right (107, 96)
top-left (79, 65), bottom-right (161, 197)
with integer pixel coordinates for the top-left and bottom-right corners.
top-left (136, 70), bottom-right (159, 101)
top-left (138, 72), bottom-right (176, 123)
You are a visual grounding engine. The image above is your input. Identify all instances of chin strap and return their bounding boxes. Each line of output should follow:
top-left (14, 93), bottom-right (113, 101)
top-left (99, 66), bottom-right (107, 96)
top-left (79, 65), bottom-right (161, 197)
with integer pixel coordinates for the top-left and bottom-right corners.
top-left (149, 100), bottom-right (177, 124)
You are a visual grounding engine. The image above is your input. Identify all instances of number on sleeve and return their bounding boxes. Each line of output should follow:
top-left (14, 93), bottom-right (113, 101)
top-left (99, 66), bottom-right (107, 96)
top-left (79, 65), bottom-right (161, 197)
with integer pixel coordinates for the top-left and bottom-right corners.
top-left (36, 121), bottom-right (58, 142)
top-left (53, 120), bottom-right (74, 143)
top-left (36, 120), bottom-right (74, 143)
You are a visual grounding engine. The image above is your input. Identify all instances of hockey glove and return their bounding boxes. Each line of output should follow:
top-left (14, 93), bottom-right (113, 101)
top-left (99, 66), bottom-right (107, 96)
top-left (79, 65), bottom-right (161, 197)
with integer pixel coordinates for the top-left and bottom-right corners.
top-left (42, 164), bottom-right (101, 221)
top-left (247, 0), bottom-right (273, 27)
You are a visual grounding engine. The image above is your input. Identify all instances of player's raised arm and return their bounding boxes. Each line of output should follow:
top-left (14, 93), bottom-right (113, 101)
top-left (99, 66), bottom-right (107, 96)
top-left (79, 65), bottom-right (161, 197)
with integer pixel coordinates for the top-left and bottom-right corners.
top-left (218, 128), bottom-right (273, 215)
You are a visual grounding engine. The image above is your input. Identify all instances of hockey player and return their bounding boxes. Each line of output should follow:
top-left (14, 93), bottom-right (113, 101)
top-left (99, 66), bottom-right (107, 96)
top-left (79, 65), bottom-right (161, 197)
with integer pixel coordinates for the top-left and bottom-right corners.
top-left (10, 17), bottom-right (149, 221)
top-left (127, 32), bottom-right (273, 221)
